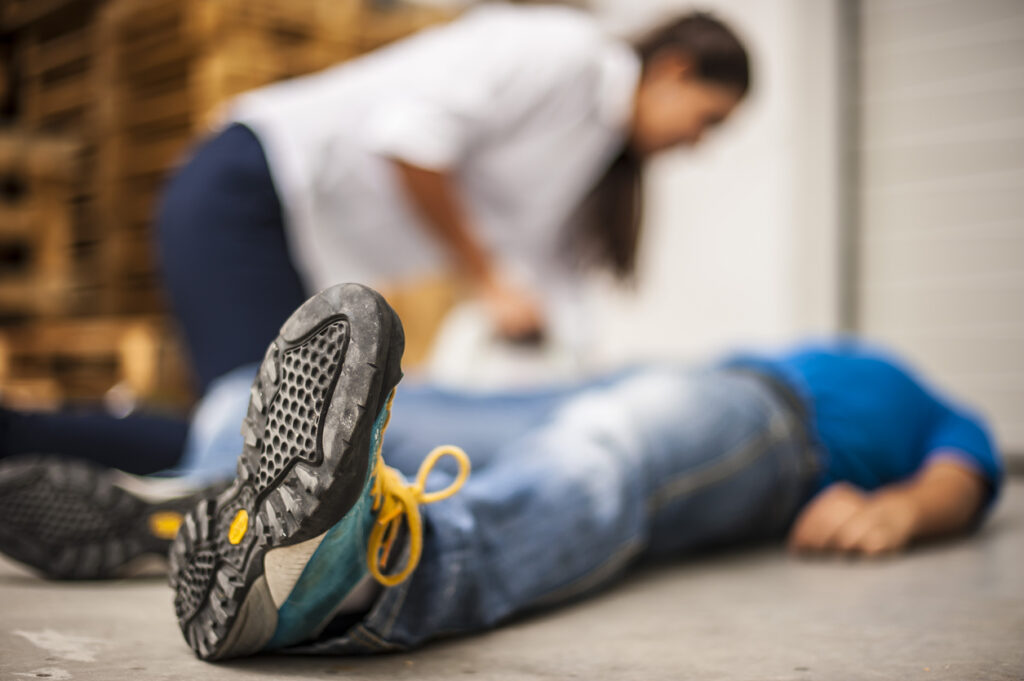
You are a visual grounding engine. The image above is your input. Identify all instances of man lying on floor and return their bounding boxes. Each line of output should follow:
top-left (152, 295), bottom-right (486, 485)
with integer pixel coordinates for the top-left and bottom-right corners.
top-left (0, 284), bottom-right (1002, 659)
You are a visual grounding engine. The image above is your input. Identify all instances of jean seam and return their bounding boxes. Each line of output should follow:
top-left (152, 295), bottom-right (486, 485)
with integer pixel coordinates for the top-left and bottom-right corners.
top-left (527, 536), bottom-right (644, 609)
top-left (352, 624), bottom-right (406, 652)
top-left (347, 625), bottom-right (382, 652)
top-left (379, 577), bottom-right (415, 637)
top-left (647, 412), bottom-right (789, 513)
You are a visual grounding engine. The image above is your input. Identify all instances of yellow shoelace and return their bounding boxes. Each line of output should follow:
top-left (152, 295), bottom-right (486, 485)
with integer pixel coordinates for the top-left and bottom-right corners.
top-left (366, 395), bottom-right (471, 587)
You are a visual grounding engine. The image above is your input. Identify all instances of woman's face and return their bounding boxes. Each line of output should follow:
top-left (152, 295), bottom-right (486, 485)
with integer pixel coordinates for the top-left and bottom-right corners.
top-left (630, 52), bottom-right (743, 156)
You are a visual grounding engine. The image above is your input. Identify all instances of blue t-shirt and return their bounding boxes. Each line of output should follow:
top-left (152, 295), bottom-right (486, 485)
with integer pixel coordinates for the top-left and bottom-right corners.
top-left (728, 342), bottom-right (1003, 499)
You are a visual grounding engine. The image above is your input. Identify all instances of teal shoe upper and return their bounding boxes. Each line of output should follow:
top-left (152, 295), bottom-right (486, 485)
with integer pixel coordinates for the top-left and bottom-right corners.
top-left (263, 402), bottom-right (391, 650)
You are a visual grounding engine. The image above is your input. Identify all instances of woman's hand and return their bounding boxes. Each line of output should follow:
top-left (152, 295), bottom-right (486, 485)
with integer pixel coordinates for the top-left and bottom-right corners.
top-left (788, 482), bottom-right (919, 557)
top-left (392, 159), bottom-right (549, 342)
top-left (479, 276), bottom-right (546, 343)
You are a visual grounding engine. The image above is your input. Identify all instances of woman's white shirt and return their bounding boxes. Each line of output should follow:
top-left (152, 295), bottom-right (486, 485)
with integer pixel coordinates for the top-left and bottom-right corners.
top-left (228, 4), bottom-right (640, 298)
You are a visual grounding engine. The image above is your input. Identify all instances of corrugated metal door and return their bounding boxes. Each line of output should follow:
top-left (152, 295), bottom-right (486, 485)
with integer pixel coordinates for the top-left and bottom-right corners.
top-left (858, 0), bottom-right (1024, 455)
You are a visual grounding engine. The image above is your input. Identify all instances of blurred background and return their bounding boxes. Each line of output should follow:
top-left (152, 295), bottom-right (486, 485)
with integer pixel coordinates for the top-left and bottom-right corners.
top-left (0, 0), bottom-right (1021, 464)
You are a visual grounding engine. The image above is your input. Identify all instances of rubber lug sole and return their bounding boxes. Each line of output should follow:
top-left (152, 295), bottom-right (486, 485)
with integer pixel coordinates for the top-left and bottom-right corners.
top-left (169, 283), bottom-right (404, 661)
top-left (0, 456), bottom-right (222, 580)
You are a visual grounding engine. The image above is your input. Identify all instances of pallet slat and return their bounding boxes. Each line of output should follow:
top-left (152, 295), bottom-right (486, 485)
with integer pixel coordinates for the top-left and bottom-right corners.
top-left (0, 131), bottom-right (83, 319)
top-left (22, 26), bottom-right (93, 76)
top-left (0, 316), bottom-right (195, 406)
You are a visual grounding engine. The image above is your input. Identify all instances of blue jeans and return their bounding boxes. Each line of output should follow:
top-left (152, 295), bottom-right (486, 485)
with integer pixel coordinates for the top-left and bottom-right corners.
top-left (179, 364), bottom-right (819, 651)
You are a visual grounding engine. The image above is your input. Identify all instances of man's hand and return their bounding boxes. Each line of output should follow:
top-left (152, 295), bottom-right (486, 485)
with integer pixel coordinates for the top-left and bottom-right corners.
top-left (788, 457), bottom-right (988, 558)
top-left (788, 482), bottom-right (918, 557)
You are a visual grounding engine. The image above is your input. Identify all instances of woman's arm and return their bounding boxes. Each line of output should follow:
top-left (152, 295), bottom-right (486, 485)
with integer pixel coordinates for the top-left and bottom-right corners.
top-left (392, 160), bottom-right (544, 340)
top-left (788, 456), bottom-right (988, 557)
top-left (362, 13), bottom-right (612, 342)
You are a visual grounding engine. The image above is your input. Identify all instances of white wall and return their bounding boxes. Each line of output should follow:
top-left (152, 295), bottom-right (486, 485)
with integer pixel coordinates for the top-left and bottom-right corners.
top-left (585, 0), bottom-right (844, 367)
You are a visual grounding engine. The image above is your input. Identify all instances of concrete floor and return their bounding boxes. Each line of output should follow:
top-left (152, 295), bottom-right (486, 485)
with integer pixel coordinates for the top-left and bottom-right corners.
top-left (1, 482), bottom-right (1022, 681)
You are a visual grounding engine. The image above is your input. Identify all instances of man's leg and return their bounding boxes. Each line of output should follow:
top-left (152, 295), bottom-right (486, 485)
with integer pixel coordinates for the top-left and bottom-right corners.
top-left (165, 284), bottom-right (631, 659)
top-left (169, 284), bottom-right (409, 660)
top-left (382, 370), bottom-right (638, 477)
top-left (298, 368), bottom-right (817, 652)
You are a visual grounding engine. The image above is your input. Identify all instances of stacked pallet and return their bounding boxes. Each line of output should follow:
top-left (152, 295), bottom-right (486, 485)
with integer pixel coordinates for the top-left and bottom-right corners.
top-left (0, 131), bottom-right (82, 318)
top-left (7, 0), bottom-right (107, 136)
top-left (6, 0), bottom-right (118, 317)
top-left (0, 316), bottom-right (193, 409)
top-left (0, 0), bottom-right (455, 409)
top-left (93, 0), bottom-right (363, 312)
top-left (0, 128), bottom-right (194, 407)
top-left (359, 2), bottom-right (452, 52)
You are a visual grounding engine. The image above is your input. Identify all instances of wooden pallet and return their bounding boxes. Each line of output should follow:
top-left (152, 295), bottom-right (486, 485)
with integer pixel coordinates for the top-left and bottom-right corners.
top-left (0, 131), bottom-right (84, 318)
top-left (0, 1), bottom-right (457, 409)
top-left (103, 0), bottom-right (359, 125)
top-left (0, 130), bottom-right (80, 181)
top-left (0, 316), bottom-right (195, 407)
top-left (3, 2), bottom-right (116, 315)
top-left (358, 3), bottom-right (452, 52)
top-left (91, 0), bottom-right (364, 313)
top-left (6, 0), bottom-right (451, 318)
top-left (9, 0), bottom-right (107, 135)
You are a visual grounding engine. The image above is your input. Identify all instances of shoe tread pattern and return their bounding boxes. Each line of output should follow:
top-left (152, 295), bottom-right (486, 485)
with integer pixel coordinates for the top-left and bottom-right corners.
top-left (169, 284), bottom-right (405, 660)
top-left (0, 457), bottom-right (219, 579)
top-left (170, 319), bottom-right (350, 651)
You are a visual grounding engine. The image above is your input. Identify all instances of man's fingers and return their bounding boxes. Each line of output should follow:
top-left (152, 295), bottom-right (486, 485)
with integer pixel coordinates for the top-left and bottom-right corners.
top-left (787, 507), bottom-right (830, 551)
top-left (831, 513), bottom-right (907, 557)
top-left (788, 515), bottom-right (829, 551)
top-left (788, 483), bottom-right (867, 553)
top-left (858, 527), bottom-right (898, 556)
top-left (830, 510), bottom-right (878, 552)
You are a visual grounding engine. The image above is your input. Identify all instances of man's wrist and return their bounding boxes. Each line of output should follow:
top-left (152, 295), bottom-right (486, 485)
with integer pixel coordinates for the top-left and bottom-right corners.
top-left (874, 488), bottom-right (923, 540)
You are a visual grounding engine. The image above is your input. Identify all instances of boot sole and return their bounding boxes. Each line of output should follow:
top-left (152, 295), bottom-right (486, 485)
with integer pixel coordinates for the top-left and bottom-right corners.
top-left (0, 456), bottom-right (218, 579)
top-left (169, 283), bottom-right (404, 660)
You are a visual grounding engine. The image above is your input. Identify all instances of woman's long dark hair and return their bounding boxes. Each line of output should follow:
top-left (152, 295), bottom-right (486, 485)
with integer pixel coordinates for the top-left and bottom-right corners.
top-left (570, 13), bottom-right (751, 279)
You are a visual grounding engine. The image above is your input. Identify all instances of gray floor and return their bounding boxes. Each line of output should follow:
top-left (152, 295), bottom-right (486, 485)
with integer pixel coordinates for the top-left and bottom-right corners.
top-left (2, 482), bottom-right (1022, 681)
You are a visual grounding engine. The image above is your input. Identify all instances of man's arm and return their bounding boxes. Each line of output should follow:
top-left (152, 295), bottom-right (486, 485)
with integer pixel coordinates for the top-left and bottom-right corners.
top-left (788, 456), bottom-right (988, 556)
top-left (392, 160), bottom-right (544, 340)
